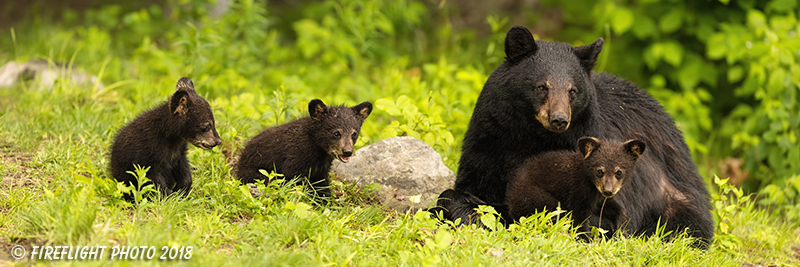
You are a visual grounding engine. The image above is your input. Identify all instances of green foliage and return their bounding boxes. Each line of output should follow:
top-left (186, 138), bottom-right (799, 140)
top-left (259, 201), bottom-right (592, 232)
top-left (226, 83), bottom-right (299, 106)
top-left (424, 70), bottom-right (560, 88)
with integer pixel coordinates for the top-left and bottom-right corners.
top-left (20, 185), bottom-right (98, 244)
top-left (712, 175), bottom-right (751, 251)
top-left (375, 94), bottom-right (455, 164)
top-left (125, 164), bottom-right (159, 206)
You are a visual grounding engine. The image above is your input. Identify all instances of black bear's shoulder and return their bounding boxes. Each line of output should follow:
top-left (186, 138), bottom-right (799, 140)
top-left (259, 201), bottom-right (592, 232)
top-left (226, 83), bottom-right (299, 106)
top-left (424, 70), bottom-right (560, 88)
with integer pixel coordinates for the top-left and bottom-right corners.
top-left (247, 118), bottom-right (312, 146)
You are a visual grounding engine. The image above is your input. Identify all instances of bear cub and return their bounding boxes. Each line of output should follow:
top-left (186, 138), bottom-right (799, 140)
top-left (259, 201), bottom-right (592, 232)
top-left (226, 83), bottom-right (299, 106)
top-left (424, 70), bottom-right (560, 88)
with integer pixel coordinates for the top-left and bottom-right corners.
top-left (235, 99), bottom-right (372, 197)
top-left (506, 137), bottom-right (646, 237)
top-left (111, 77), bottom-right (221, 200)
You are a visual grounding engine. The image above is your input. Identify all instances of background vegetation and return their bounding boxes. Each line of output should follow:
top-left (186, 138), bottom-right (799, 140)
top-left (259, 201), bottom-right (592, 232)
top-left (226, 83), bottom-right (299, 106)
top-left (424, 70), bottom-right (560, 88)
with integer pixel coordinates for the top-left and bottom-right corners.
top-left (1, 0), bottom-right (798, 265)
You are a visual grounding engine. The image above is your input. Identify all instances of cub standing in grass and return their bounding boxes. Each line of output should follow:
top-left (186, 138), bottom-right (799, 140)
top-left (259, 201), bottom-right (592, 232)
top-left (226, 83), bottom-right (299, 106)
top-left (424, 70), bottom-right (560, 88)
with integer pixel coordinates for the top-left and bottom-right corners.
top-left (111, 77), bottom-right (221, 200)
top-left (235, 99), bottom-right (372, 198)
top-left (506, 137), bottom-right (645, 238)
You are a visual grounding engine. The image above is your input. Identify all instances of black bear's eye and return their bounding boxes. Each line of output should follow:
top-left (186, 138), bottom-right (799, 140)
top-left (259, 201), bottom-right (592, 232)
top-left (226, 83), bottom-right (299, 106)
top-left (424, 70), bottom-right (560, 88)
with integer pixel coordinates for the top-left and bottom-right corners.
top-left (202, 123), bottom-right (211, 132)
top-left (595, 169), bottom-right (604, 177)
top-left (615, 170), bottom-right (623, 176)
top-left (333, 131), bottom-right (341, 138)
top-left (536, 85), bottom-right (548, 92)
top-left (352, 132), bottom-right (358, 140)
top-left (569, 89), bottom-right (577, 95)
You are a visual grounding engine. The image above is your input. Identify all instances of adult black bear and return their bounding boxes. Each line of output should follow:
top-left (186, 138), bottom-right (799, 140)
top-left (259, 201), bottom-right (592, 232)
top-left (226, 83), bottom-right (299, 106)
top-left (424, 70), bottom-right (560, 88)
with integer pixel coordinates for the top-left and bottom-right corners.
top-left (235, 99), bottom-right (372, 197)
top-left (506, 137), bottom-right (645, 239)
top-left (111, 77), bottom-right (221, 200)
top-left (434, 25), bottom-right (713, 248)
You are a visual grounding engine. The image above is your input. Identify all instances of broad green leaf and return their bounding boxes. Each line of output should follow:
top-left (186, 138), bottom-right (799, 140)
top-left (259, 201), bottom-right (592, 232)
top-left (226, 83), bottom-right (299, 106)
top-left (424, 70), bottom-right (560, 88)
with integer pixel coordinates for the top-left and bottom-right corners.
top-left (661, 41), bottom-right (684, 67)
top-left (632, 16), bottom-right (657, 40)
top-left (767, 0), bottom-right (797, 12)
top-left (293, 202), bottom-right (314, 219)
top-left (659, 9), bottom-right (683, 33)
top-left (611, 8), bottom-right (635, 34)
top-left (746, 10), bottom-right (767, 29)
top-left (706, 34), bottom-right (727, 59)
top-left (434, 231), bottom-right (453, 250)
top-left (728, 66), bottom-right (745, 83)
top-left (677, 59), bottom-right (702, 90)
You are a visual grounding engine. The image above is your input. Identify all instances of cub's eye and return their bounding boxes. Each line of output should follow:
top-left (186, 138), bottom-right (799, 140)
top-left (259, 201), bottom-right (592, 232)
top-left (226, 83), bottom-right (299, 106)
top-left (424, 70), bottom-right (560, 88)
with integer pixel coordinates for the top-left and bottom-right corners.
top-left (537, 85), bottom-right (548, 92)
top-left (202, 124), bottom-right (212, 132)
top-left (352, 132), bottom-right (358, 140)
top-left (333, 131), bottom-right (341, 138)
top-left (569, 89), bottom-right (577, 95)
top-left (615, 170), bottom-right (623, 176)
top-left (595, 169), bottom-right (604, 177)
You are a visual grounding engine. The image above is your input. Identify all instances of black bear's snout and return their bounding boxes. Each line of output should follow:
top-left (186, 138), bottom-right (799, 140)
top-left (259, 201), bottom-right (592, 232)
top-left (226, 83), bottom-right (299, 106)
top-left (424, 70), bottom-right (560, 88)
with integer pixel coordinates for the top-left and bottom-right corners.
top-left (212, 136), bottom-right (222, 147)
top-left (550, 114), bottom-right (569, 130)
top-left (341, 149), bottom-right (353, 157)
top-left (602, 190), bottom-right (614, 198)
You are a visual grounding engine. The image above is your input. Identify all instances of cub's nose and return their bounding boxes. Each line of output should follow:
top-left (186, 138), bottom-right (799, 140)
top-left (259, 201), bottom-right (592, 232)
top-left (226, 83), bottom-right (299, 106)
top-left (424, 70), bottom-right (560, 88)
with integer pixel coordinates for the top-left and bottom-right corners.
top-left (212, 137), bottom-right (222, 147)
top-left (602, 190), bottom-right (614, 198)
top-left (341, 149), bottom-right (353, 157)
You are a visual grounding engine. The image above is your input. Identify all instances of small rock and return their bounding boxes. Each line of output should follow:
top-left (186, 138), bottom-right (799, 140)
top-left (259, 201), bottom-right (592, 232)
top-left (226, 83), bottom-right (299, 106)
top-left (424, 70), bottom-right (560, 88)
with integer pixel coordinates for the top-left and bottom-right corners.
top-left (0, 60), bottom-right (105, 90)
top-left (332, 136), bottom-right (455, 212)
top-left (247, 183), bottom-right (263, 198)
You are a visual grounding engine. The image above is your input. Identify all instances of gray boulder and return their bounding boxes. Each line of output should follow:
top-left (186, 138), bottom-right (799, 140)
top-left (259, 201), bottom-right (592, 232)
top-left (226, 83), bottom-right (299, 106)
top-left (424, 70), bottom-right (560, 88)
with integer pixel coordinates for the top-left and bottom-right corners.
top-left (332, 136), bottom-right (455, 213)
top-left (0, 60), bottom-right (105, 90)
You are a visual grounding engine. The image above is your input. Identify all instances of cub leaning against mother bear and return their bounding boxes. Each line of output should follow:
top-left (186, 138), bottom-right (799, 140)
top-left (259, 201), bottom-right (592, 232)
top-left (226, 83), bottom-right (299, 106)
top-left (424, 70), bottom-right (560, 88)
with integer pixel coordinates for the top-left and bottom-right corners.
top-left (433, 25), bottom-right (713, 248)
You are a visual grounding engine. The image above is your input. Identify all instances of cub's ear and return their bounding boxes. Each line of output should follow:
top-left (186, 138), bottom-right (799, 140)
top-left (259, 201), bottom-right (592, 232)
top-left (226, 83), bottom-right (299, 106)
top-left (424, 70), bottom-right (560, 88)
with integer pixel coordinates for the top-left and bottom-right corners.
top-left (309, 99), bottom-right (328, 120)
top-left (623, 139), bottom-right (646, 161)
top-left (169, 90), bottom-right (191, 115)
top-left (573, 38), bottom-right (604, 74)
top-left (578, 137), bottom-right (601, 159)
top-left (505, 25), bottom-right (537, 63)
top-left (176, 77), bottom-right (194, 91)
top-left (351, 101), bottom-right (373, 121)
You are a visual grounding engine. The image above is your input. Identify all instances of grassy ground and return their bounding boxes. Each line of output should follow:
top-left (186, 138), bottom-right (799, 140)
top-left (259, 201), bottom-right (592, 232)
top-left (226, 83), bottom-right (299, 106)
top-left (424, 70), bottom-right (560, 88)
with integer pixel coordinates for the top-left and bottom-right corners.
top-left (1, 52), bottom-right (798, 267)
top-left (1, 2), bottom-right (800, 266)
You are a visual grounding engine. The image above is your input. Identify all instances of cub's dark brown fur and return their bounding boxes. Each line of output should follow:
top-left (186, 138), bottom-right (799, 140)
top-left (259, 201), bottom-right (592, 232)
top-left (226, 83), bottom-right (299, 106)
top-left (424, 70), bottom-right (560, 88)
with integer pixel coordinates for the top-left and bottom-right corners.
top-left (234, 99), bottom-right (372, 197)
top-left (110, 77), bottom-right (221, 200)
top-left (506, 137), bottom-right (645, 237)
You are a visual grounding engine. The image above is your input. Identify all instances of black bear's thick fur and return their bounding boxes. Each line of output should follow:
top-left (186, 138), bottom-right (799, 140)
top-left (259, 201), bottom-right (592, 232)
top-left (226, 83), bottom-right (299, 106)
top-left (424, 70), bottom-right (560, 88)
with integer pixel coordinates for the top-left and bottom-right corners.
top-left (111, 77), bottom-right (221, 200)
top-left (506, 137), bottom-right (645, 238)
top-left (235, 99), bottom-right (372, 196)
top-left (434, 25), bottom-right (713, 247)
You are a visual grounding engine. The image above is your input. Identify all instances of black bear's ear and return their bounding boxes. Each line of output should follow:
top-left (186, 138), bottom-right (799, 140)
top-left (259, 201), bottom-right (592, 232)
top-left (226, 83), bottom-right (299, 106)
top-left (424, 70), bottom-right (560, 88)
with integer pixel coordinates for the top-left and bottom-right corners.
top-left (573, 38), bottom-right (604, 74)
top-left (351, 101), bottom-right (373, 121)
top-left (578, 137), bottom-right (601, 159)
top-left (170, 90), bottom-right (191, 115)
top-left (623, 139), bottom-right (646, 161)
top-left (176, 77), bottom-right (195, 91)
top-left (309, 99), bottom-right (327, 120)
top-left (505, 25), bottom-right (537, 63)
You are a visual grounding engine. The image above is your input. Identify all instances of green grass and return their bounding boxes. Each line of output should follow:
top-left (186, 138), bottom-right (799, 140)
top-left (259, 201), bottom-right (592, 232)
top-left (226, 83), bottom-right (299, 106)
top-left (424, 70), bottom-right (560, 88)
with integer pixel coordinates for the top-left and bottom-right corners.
top-left (1, 1), bottom-right (799, 265)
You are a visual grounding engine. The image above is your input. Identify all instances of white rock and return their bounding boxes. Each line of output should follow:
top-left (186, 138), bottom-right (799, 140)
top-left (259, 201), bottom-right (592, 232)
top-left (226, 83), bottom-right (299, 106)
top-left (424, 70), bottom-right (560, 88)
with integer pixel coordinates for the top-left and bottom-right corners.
top-left (332, 136), bottom-right (455, 212)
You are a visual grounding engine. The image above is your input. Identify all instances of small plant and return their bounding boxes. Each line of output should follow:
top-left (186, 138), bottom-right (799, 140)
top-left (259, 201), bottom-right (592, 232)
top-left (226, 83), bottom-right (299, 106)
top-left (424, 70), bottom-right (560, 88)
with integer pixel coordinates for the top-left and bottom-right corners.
top-left (476, 204), bottom-right (504, 231)
top-left (125, 164), bottom-right (158, 207)
top-left (712, 175), bottom-right (749, 251)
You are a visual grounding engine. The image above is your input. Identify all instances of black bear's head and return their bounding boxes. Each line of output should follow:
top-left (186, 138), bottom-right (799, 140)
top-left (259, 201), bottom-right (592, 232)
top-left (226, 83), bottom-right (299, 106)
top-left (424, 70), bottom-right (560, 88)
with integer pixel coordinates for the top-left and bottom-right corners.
top-left (501, 25), bottom-right (603, 133)
top-left (169, 77), bottom-right (222, 149)
top-left (578, 137), bottom-right (646, 198)
top-left (308, 99), bottom-right (373, 163)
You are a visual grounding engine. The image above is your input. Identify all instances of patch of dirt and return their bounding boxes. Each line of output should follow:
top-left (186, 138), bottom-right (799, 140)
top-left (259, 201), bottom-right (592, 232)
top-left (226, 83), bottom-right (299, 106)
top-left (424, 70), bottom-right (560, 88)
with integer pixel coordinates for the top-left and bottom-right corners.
top-left (0, 237), bottom-right (44, 263)
top-left (719, 157), bottom-right (749, 185)
top-left (793, 246), bottom-right (800, 261)
top-left (0, 141), bottom-right (39, 189)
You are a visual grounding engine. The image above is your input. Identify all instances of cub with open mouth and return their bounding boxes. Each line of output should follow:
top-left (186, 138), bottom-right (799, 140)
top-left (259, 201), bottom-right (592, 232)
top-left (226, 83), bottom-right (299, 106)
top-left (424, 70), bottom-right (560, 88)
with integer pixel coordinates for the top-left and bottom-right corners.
top-left (235, 99), bottom-right (372, 199)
